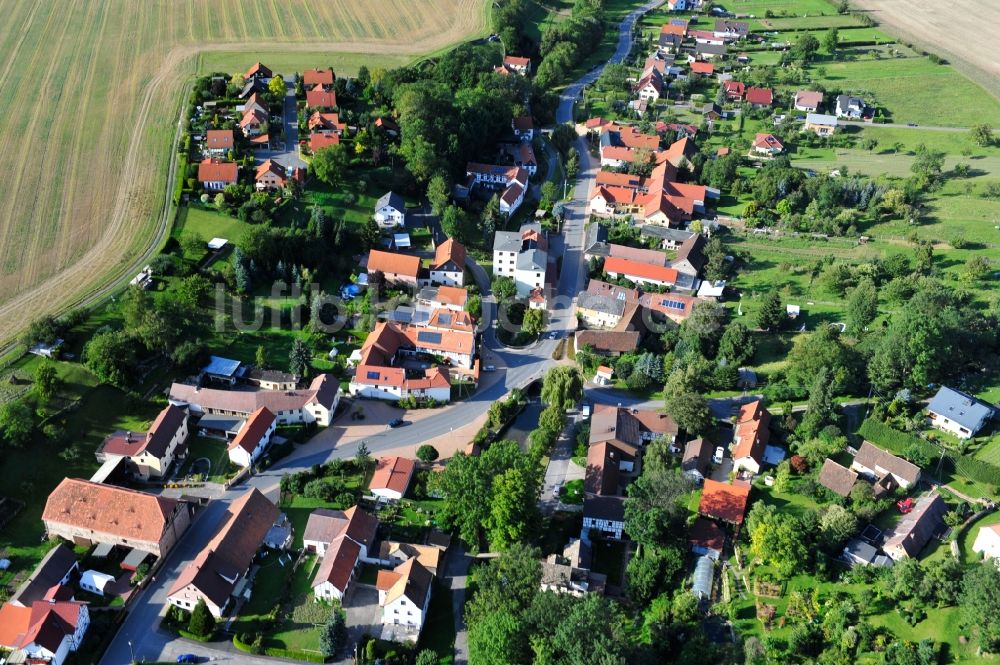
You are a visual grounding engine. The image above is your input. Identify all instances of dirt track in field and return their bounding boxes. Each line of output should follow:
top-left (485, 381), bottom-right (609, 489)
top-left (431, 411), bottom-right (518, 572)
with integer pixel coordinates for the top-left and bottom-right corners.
top-left (0, 0), bottom-right (488, 347)
top-left (852, 0), bottom-right (1000, 99)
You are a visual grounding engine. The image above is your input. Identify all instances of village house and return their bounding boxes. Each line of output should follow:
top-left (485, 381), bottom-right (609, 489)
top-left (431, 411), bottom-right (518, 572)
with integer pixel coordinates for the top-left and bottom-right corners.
top-left (493, 222), bottom-right (548, 298)
top-left (9, 545), bottom-right (79, 608)
top-left (851, 441), bottom-right (922, 489)
top-left (244, 368), bottom-right (298, 391)
top-left (926, 386), bottom-right (993, 439)
top-left (883, 493), bottom-right (947, 560)
top-left (671, 233), bottom-right (707, 283)
top-left (168, 373), bottom-right (341, 427)
top-left (594, 365), bottom-right (614, 386)
top-left (587, 405), bottom-right (677, 495)
top-left (417, 285), bottom-right (468, 312)
top-left (95, 403), bottom-right (188, 480)
top-left (369, 456), bottom-right (416, 501)
top-left (836, 94), bottom-right (866, 119)
top-left (376, 559), bottom-right (434, 640)
top-left (367, 249), bottom-right (422, 287)
top-left (226, 407), bottom-right (276, 468)
top-left (633, 69), bottom-right (664, 102)
top-left (512, 116), bottom-right (534, 141)
top-left (573, 329), bottom-right (642, 359)
top-left (430, 238), bottom-right (466, 287)
top-left (690, 61), bottom-right (715, 76)
top-left (306, 85), bottom-right (337, 109)
top-left (540, 539), bottom-right (607, 596)
top-left (659, 31), bottom-right (683, 51)
top-left (576, 291), bottom-right (631, 330)
top-left (245, 62), bottom-right (272, 82)
top-left (731, 400), bottom-right (771, 475)
top-left (972, 522), bottom-right (1000, 560)
top-left (794, 90), bottom-right (824, 112)
top-left (682, 438), bottom-right (713, 482)
top-left (239, 106), bottom-right (267, 137)
top-left (804, 113), bottom-right (838, 136)
top-left (699, 479), bottom-right (752, 525)
top-left (205, 129), bottom-right (234, 156)
top-left (167, 488), bottom-right (280, 618)
top-left (690, 29), bottom-right (725, 46)
top-left (311, 131), bottom-right (340, 151)
top-left (581, 495), bottom-right (626, 541)
top-left (723, 80), bottom-right (745, 102)
top-left (379, 542), bottom-right (442, 576)
top-left (465, 162), bottom-right (530, 215)
top-left (695, 43), bottom-right (728, 60)
top-left (374, 116), bottom-right (400, 136)
top-left (307, 507), bottom-right (379, 602)
top-left (0, 598), bottom-right (89, 665)
top-left (303, 68), bottom-right (334, 87)
top-left (255, 160), bottom-right (302, 191)
top-left (42, 478), bottom-right (191, 558)
top-left (374, 191), bottom-right (406, 228)
top-left (714, 19), bottom-right (749, 40)
top-left (818, 458), bottom-right (858, 497)
top-left (197, 158), bottom-right (238, 191)
top-left (689, 517), bottom-right (725, 560)
top-left (501, 55), bottom-right (531, 75)
top-left (752, 132), bottom-right (784, 156)
top-left (641, 225), bottom-right (695, 250)
top-left (639, 292), bottom-right (701, 325)
top-left (745, 87), bottom-right (773, 108)
top-left (604, 256), bottom-right (679, 288)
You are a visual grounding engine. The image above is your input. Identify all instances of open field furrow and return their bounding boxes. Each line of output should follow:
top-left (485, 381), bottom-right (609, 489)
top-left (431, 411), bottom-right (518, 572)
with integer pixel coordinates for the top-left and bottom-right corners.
top-left (0, 0), bottom-right (489, 345)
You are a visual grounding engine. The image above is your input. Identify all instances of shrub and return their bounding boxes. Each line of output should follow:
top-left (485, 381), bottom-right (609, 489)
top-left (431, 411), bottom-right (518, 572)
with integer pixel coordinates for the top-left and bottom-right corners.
top-left (416, 444), bottom-right (439, 463)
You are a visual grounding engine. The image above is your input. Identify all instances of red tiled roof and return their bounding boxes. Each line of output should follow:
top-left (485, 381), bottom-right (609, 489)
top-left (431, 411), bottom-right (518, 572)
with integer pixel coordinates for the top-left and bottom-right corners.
top-left (312, 535), bottom-right (361, 592)
top-left (795, 90), bottom-right (823, 108)
top-left (367, 249), bottom-right (420, 279)
top-left (369, 456), bottom-right (416, 495)
top-left (746, 87), bottom-right (773, 105)
top-left (433, 238), bottom-right (466, 272)
top-left (699, 480), bottom-right (751, 524)
top-left (240, 107), bottom-right (267, 129)
top-left (310, 131), bottom-right (340, 151)
top-left (42, 478), bottom-right (178, 545)
top-left (689, 517), bottom-right (725, 552)
top-left (197, 158), bottom-right (238, 184)
top-left (575, 330), bottom-right (641, 353)
top-left (245, 62), bottom-right (271, 79)
top-left (661, 23), bottom-right (687, 37)
top-left (604, 256), bottom-right (678, 284)
top-left (227, 407), bottom-right (275, 455)
top-left (585, 117), bottom-right (610, 130)
top-left (0, 600), bottom-right (86, 653)
top-left (308, 111), bottom-right (344, 132)
top-left (753, 133), bottom-right (783, 150)
top-left (306, 85), bottom-right (337, 109)
top-left (427, 285), bottom-right (468, 307)
top-left (690, 61), bottom-right (714, 75)
top-left (723, 81), bottom-right (745, 98)
top-left (504, 55), bottom-right (531, 67)
top-left (732, 400), bottom-right (771, 464)
top-left (303, 68), bottom-right (334, 87)
top-left (206, 129), bottom-right (234, 150)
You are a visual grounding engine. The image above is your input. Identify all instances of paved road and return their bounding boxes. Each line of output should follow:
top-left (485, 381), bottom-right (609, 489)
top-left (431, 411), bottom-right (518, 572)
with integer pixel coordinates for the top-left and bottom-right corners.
top-left (540, 412), bottom-right (587, 516)
top-left (252, 76), bottom-right (307, 169)
top-left (839, 120), bottom-right (968, 132)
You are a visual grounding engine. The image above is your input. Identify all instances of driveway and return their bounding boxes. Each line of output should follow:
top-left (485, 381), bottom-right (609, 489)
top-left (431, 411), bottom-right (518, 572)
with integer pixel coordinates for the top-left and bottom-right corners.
top-left (252, 76), bottom-right (306, 170)
top-left (540, 413), bottom-right (586, 515)
top-left (332, 585), bottom-right (381, 664)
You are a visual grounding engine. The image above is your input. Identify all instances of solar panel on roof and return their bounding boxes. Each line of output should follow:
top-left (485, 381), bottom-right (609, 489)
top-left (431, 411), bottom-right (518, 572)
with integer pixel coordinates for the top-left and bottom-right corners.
top-left (616, 292), bottom-right (625, 300)
top-left (367, 371), bottom-right (381, 380)
top-left (439, 314), bottom-right (452, 324)
top-left (661, 299), bottom-right (686, 310)
top-left (417, 331), bottom-right (443, 344)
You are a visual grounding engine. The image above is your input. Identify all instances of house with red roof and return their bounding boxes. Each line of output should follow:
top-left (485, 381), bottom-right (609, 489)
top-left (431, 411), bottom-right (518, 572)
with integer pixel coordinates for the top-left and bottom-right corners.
top-left (369, 456), bottom-right (417, 501)
top-left (239, 106), bottom-right (267, 137)
top-left (167, 488), bottom-right (279, 617)
top-left (255, 159), bottom-right (303, 191)
top-left (604, 256), bottom-right (679, 288)
top-left (367, 249), bottom-right (422, 287)
top-left (306, 85), bottom-right (337, 109)
top-left (197, 158), bottom-right (238, 191)
top-left (746, 86), bottom-right (773, 108)
top-left (245, 62), bottom-right (272, 81)
top-left (227, 407), bottom-right (277, 468)
top-left (732, 400), bottom-right (771, 475)
top-left (512, 116), bottom-right (534, 141)
top-left (699, 479), bottom-right (752, 525)
top-left (205, 129), bottom-right (234, 156)
top-left (430, 238), bottom-right (466, 287)
top-left (752, 133), bottom-right (784, 156)
top-left (306, 507), bottom-right (379, 601)
top-left (303, 68), bottom-right (334, 87)
top-left (723, 80), bottom-right (745, 102)
top-left (690, 61), bottom-right (715, 76)
top-left (95, 404), bottom-right (188, 480)
top-left (310, 131), bottom-right (340, 152)
top-left (0, 598), bottom-right (89, 665)
top-left (502, 55), bottom-right (531, 75)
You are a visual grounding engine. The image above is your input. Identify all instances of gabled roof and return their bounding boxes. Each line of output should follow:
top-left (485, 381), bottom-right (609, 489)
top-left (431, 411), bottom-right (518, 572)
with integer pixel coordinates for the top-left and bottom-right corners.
top-left (308, 111), bottom-right (345, 132)
top-left (376, 558), bottom-right (433, 607)
top-left (753, 133), bottom-right (783, 151)
top-left (418, 285), bottom-right (468, 308)
top-left (245, 62), bottom-right (272, 79)
top-left (586, 279), bottom-right (639, 303)
top-left (0, 600), bottom-right (86, 653)
top-left (312, 535), bottom-right (361, 593)
top-left (582, 495), bottom-right (625, 522)
top-left (303, 68), bottom-right (334, 87)
top-left (306, 85), bottom-right (337, 109)
top-left (746, 87), bottom-right (773, 105)
top-left (10, 544), bottom-right (77, 607)
top-left (732, 400), bottom-right (770, 464)
top-left (699, 480), bottom-right (751, 524)
top-left (369, 456), bottom-right (416, 496)
top-left (376, 191), bottom-right (405, 212)
top-left (432, 238), bottom-right (466, 272)
top-left (167, 489), bottom-right (278, 607)
top-left (795, 90), bottom-right (824, 108)
top-left (660, 23), bottom-right (687, 37)
top-left (43, 478), bottom-right (179, 545)
top-left (503, 55), bottom-right (531, 68)
top-left (854, 441), bottom-right (921, 485)
top-left (585, 440), bottom-right (635, 495)
top-left (379, 541), bottom-right (442, 574)
top-left (227, 407), bottom-right (275, 455)
top-left (575, 330), bottom-right (641, 354)
top-left (311, 131), bottom-right (341, 151)
top-left (169, 373), bottom-right (339, 415)
top-left (206, 129), bottom-right (234, 150)
top-left (682, 438), bottom-right (712, 475)
top-left (303, 507), bottom-right (378, 549)
top-left (197, 159), bottom-right (238, 183)
top-left (690, 61), bottom-right (714, 75)
top-left (239, 107), bottom-right (267, 129)
top-left (723, 81), bottom-right (745, 97)
top-left (818, 458), bottom-right (858, 497)
top-left (884, 493), bottom-right (947, 558)
top-left (927, 387), bottom-right (993, 432)
top-left (603, 256), bottom-right (678, 284)
top-left (367, 249), bottom-right (420, 278)
top-left (689, 517), bottom-right (725, 552)
top-left (100, 403), bottom-right (187, 460)
top-left (255, 159), bottom-right (291, 184)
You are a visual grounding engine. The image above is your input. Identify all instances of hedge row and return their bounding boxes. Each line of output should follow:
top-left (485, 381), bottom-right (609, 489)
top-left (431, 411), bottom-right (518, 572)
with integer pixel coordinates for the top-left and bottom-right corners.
top-left (859, 419), bottom-right (1000, 486)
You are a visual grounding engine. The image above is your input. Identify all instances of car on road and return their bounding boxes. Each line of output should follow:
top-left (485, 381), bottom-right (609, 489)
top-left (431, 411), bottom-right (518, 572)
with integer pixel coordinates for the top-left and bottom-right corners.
top-left (386, 418), bottom-right (407, 429)
top-left (713, 446), bottom-right (725, 464)
top-left (547, 332), bottom-right (559, 339)
top-left (176, 656), bottom-right (198, 664)
top-left (907, 123), bottom-right (918, 127)
top-left (483, 365), bottom-right (496, 372)
top-left (552, 483), bottom-right (562, 498)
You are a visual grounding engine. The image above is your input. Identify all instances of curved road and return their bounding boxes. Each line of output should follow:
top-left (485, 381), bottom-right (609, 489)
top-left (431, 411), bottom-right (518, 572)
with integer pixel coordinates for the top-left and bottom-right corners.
top-left (100, 3), bottom-right (664, 664)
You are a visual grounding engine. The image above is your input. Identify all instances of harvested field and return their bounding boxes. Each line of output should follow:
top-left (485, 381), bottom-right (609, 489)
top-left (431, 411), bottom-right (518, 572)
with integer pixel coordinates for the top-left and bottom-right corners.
top-left (852, 0), bottom-right (1000, 100)
top-left (0, 0), bottom-right (488, 346)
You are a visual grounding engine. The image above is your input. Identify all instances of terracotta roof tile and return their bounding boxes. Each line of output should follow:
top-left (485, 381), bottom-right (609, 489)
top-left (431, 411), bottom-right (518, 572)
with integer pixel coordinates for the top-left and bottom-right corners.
top-left (43, 478), bottom-right (178, 546)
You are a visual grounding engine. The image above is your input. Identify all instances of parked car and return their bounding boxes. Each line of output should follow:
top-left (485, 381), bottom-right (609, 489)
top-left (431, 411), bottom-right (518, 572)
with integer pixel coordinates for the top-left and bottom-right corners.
top-left (483, 364), bottom-right (496, 372)
top-left (176, 656), bottom-right (198, 664)
top-left (713, 446), bottom-right (725, 464)
top-left (552, 483), bottom-right (562, 498)
top-left (386, 418), bottom-right (406, 429)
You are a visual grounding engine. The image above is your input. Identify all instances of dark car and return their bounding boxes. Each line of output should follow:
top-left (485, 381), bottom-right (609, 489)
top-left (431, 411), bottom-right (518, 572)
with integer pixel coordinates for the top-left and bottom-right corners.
top-left (387, 418), bottom-right (406, 429)
top-left (176, 656), bottom-right (198, 664)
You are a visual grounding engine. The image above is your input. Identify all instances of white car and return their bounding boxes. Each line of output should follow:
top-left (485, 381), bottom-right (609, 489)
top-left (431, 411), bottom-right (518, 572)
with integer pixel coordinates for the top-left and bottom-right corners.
top-left (552, 484), bottom-right (562, 498)
top-left (713, 446), bottom-right (725, 464)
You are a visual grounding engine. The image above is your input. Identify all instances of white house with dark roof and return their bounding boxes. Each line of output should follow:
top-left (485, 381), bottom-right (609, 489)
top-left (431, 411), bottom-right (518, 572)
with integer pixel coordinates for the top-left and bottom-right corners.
top-left (926, 386), bottom-right (993, 439)
top-left (375, 192), bottom-right (406, 228)
top-left (376, 559), bottom-right (434, 640)
top-left (493, 223), bottom-right (548, 298)
top-left (972, 522), bottom-right (1000, 561)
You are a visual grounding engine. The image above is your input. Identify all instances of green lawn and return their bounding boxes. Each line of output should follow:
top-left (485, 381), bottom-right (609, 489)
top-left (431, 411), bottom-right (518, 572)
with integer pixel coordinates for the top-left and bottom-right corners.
top-left (173, 204), bottom-right (253, 250)
top-left (177, 436), bottom-right (237, 483)
top-left (958, 512), bottom-right (1000, 564)
top-left (560, 479), bottom-right (584, 505)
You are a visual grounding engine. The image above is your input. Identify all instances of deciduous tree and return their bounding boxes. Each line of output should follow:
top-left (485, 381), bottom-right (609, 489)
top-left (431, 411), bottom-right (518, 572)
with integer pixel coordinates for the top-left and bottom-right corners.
top-left (311, 143), bottom-right (351, 186)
